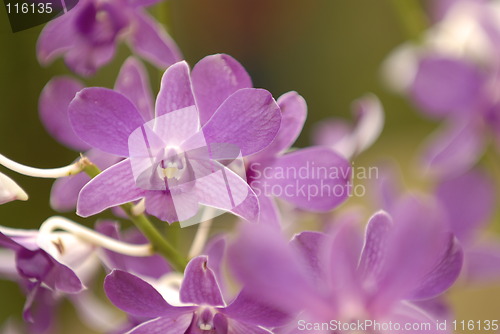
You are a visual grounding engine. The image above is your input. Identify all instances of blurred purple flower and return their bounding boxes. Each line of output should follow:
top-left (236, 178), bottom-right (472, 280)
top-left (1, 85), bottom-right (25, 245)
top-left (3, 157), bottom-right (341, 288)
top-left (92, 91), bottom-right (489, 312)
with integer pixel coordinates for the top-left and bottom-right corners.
top-left (246, 92), bottom-right (351, 227)
top-left (312, 94), bottom-right (384, 159)
top-left (383, 0), bottom-right (500, 176)
top-left (374, 164), bottom-right (500, 285)
top-left (434, 169), bottom-right (500, 284)
top-left (228, 196), bottom-right (463, 331)
top-left (37, 0), bottom-right (181, 76)
top-left (39, 57), bottom-right (153, 212)
top-left (68, 54), bottom-right (282, 223)
top-left (104, 255), bottom-right (290, 333)
top-left (0, 225), bottom-right (97, 330)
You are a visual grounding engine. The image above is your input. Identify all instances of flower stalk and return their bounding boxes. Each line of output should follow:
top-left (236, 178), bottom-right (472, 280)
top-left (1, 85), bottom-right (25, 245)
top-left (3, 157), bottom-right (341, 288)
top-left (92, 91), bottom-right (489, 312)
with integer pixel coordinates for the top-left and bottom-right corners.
top-left (39, 216), bottom-right (154, 257)
top-left (0, 153), bottom-right (90, 178)
top-left (121, 203), bottom-right (188, 271)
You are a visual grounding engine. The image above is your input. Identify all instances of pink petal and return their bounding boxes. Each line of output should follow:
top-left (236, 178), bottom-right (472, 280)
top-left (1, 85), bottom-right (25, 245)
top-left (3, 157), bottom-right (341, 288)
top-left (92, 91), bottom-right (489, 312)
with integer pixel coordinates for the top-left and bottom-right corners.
top-left (263, 147), bottom-right (351, 211)
top-left (39, 77), bottom-right (89, 151)
top-left (191, 54), bottom-right (252, 125)
top-left (258, 91), bottom-right (307, 157)
top-left (77, 159), bottom-right (146, 217)
top-left (115, 57), bottom-right (154, 121)
top-left (69, 87), bottom-right (146, 156)
top-left (179, 256), bottom-right (225, 306)
top-left (155, 61), bottom-right (196, 117)
top-left (202, 88), bottom-right (281, 156)
top-left (128, 11), bottom-right (182, 69)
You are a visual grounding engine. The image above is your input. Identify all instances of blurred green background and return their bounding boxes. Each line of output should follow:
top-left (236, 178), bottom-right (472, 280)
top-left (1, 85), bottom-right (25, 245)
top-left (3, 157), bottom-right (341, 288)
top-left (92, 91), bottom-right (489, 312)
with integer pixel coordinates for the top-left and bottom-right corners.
top-left (0, 0), bottom-right (499, 332)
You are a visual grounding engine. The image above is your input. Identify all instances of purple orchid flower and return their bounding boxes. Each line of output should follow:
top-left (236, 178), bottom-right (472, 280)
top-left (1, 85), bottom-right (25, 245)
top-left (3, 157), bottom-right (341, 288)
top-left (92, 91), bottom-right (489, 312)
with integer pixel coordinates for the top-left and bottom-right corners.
top-left (0, 224), bottom-right (97, 330)
top-left (104, 255), bottom-right (291, 333)
top-left (39, 57), bottom-right (153, 212)
top-left (383, 0), bottom-right (500, 177)
top-left (245, 91), bottom-right (351, 226)
top-left (228, 196), bottom-right (463, 332)
top-left (68, 54), bottom-right (282, 223)
top-left (374, 164), bottom-right (500, 285)
top-left (37, 0), bottom-right (181, 76)
top-left (0, 172), bottom-right (28, 205)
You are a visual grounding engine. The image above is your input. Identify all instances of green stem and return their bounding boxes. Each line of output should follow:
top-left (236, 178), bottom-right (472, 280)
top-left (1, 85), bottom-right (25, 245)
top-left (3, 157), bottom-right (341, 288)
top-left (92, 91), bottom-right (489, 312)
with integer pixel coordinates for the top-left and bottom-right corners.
top-left (83, 162), bottom-right (188, 272)
top-left (388, 0), bottom-right (428, 42)
top-left (121, 203), bottom-right (187, 271)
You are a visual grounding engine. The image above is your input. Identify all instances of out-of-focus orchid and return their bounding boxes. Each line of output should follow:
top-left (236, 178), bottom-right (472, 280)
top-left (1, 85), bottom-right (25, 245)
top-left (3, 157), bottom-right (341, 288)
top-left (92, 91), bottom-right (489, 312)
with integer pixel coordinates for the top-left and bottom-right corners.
top-left (434, 169), bottom-right (500, 284)
top-left (37, 0), bottom-right (181, 76)
top-left (0, 216), bottom-right (154, 331)
top-left (228, 196), bottom-right (463, 332)
top-left (383, 0), bottom-right (500, 177)
top-left (0, 172), bottom-right (28, 205)
top-left (245, 91), bottom-right (352, 227)
top-left (105, 255), bottom-right (291, 333)
top-left (69, 54), bottom-right (282, 224)
top-left (39, 57), bottom-right (152, 212)
top-left (0, 222), bottom-right (92, 330)
top-left (313, 94), bottom-right (384, 159)
top-left (374, 164), bottom-right (500, 285)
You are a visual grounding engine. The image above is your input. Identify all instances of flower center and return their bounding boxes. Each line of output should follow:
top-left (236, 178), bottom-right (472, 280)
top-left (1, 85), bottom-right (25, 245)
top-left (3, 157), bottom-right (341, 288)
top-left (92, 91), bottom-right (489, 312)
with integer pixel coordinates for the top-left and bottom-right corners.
top-left (157, 146), bottom-right (186, 181)
top-left (197, 307), bottom-right (216, 331)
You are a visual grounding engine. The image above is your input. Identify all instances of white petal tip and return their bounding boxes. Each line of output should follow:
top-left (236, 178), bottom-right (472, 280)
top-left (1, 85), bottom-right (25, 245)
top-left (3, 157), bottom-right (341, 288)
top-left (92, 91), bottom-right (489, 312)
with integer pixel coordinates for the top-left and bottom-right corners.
top-left (0, 172), bottom-right (28, 204)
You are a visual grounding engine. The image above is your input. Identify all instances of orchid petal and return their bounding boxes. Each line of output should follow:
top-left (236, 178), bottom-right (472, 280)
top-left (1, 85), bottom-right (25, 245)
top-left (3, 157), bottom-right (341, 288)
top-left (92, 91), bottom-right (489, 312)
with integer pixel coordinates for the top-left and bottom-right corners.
top-left (228, 319), bottom-right (273, 334)
top-left (128, 12), bottom-right (181, 69)
top-left (191, 54), bottom-right (252, 125)
top-left (36, 13), bottom-right (75, 66)
top-left (435, 169), bottom-right (495, 243)
top-left (126, 314), bottom-right (193, 334)
top-left (410, 56), bottom-right (484, 118)
top-left (115, 57), bottom-right (154, 121)
top-left (372, 196), bottom-right (452, 313)
top-left (155, 61), bottom-right (196, 117)
top-left (228, 224), bottom-right (317, 315)
top-left (77, 159), bottom-right (146, 217)
top-left (69, 88), bottom-right (145, 156)
top-left (408, 236), bottom-right (463, 300)
top-left (104, 270), bottom-right (188, 318)
top-left (0, 172), bottom-right (28, 205)
top-left (39, 77), bottom-right (89, 151)
top-left (263, 147), bottom-right (351, 211)
top-left (180, 256), bottom-right (224, 306)
top-left (258, 91), bottom-right (307, 157)
top-left (223, 289), bottom-right (291, 327)
top-left (202, 88), bottom-right (281, 156)
top-left (358, 211), bottom-right (393, 282)
top-left (421, 118), bottom-right (486, 177)
top-left (290, 231), bottom-right (328, 284)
